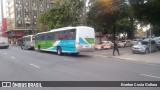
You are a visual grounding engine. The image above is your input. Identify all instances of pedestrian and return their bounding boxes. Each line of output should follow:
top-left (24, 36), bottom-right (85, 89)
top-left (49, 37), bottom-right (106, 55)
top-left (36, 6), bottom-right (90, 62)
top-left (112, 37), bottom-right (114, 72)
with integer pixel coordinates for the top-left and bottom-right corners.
top-left (113, 41), bottom-right (120, 56)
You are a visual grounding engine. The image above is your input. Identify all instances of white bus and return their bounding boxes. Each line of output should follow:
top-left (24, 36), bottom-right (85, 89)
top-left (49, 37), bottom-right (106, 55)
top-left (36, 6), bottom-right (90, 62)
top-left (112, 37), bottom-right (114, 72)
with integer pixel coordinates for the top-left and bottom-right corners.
top-left (0, 36), bottom-right (9, 49)
top-left (21, 35), bottom-right (35, 50)
top-left (35, 26), bottom-right (95, 55)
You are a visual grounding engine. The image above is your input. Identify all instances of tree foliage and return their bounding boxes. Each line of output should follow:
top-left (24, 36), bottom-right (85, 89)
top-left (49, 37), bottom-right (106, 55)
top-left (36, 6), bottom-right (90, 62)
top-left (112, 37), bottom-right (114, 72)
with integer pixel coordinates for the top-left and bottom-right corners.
top-left (87, 0), bottom-right (135, 39)
top-left (129, 0), bottom-right (160, 36)
top-left (37, 0), bottom-right (84, 32)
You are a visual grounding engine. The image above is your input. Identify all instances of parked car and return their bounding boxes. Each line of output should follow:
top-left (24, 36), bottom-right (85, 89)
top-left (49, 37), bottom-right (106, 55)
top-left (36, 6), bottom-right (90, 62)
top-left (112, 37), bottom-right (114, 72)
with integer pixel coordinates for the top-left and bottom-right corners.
top-left (153, 37), bottom-right (160, 49)
top-left (95, 41), bottom-right (114, 50)
top-left (132, 39), bottom-right (142, 45)
top-left (118, 40), bottom-right (132, 47)
top-left (132, 40), bottom-right (158, 54)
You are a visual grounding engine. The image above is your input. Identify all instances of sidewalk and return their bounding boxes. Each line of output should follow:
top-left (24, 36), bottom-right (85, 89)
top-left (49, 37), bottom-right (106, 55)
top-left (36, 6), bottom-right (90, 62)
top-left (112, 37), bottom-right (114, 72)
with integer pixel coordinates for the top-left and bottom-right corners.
top-left (84, 47), bottom-right (160, 64)
top-left (111, 51), bottom-right (160, 64)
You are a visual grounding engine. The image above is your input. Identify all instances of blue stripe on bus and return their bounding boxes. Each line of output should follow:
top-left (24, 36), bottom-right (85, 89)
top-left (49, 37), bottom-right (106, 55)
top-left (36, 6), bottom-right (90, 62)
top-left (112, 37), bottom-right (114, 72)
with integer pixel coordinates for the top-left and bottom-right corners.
top-left (47, 40), bottom-right (77, 53)
top-left (79, 38), bottom-right (88, 44)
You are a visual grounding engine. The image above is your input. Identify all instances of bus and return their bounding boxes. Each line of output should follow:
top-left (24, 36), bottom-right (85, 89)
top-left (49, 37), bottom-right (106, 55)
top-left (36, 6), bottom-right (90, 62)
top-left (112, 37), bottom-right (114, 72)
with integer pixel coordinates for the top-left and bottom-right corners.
top-left (0, 36), bottom-right (9, 49)
top-left (21, 35), bottom-right (35, 50)
top-left (35, 26), bottom-right (95, 55)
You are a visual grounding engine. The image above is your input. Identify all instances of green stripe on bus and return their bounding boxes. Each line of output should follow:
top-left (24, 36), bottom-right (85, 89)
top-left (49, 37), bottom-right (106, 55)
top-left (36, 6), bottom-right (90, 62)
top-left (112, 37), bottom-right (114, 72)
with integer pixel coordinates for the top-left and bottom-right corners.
top-left (85, 38), bottom-right (94, 44)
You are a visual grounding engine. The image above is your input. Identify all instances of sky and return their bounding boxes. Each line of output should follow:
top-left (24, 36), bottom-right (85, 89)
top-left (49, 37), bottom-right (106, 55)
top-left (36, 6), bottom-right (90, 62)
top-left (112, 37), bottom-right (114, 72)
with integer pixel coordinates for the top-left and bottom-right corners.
top-left (0, 0), bottom-right (6, 20)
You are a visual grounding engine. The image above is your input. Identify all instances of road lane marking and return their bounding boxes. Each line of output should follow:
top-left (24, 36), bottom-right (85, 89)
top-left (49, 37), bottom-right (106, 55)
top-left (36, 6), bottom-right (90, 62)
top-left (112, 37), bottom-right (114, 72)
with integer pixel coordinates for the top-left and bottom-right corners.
top-left (4, 53), bottom-right (7, 55)
top-left (63, 59), bottom-right (78, 62)
top-left (11, 56), bottom-right (15, 59)
top-left (30, 64), bottom-right (40, 69)
top-left (140, 74), bottom-right (160, 79)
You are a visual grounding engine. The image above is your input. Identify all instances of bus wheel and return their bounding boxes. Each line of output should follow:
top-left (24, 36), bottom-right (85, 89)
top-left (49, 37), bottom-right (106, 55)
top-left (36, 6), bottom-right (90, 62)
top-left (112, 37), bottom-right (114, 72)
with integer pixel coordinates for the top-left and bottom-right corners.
top-left (57, 47), bottom-right (62, 55)
top-left (38, 46), bottom-right (41, 52)
top-left (21, 46), bottom-right (23, 49)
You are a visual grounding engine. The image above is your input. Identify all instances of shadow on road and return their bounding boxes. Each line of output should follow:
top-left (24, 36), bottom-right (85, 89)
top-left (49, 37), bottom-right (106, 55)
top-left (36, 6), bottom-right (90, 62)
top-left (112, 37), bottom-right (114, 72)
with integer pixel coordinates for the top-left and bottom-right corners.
top-left (35, 50), bottom-right (93, 58)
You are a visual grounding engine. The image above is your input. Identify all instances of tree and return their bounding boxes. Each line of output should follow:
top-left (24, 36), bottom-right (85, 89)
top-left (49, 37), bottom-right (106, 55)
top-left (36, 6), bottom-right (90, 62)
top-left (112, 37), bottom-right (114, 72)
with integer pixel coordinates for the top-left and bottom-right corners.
top-left (37, 0), bottom-right (84, 32)
top-left (129, 0), bottom-right (160, 36)
top-left (87, 0), bottom-right (135, 39)
top-left (37, 14), bottom-right (48, 32)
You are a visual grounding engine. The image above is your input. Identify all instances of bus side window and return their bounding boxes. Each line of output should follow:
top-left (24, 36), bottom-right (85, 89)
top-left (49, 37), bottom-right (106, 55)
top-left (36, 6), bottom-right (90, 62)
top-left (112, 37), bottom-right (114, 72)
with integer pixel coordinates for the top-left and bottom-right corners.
top-left (52, 32), bottom-right (55, 40)
top-left (70, 29), bottom-right (76, 40)
top-left (65, 31), bottom-right (70, 40)
top-left (41, 35), bottom-right (45, 40)
top-left (64, 31), bottom-right (67, 40)
top-left (38, 35), bottom-right (41, 41)
top-left (44, 33), bottom-right (48, 40)
top-left (55, 32), bottom-right (59, 40)
top-left (59, 31), bottom-right (65, 40)
top-left (45, 33), bottom-right (51, 40)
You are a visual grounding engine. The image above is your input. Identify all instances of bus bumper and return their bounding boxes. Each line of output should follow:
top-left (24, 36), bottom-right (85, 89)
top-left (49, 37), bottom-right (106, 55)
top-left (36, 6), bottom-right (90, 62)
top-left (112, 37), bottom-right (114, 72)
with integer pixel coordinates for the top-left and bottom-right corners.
top-left (77, 48), bottom-right (95, 52)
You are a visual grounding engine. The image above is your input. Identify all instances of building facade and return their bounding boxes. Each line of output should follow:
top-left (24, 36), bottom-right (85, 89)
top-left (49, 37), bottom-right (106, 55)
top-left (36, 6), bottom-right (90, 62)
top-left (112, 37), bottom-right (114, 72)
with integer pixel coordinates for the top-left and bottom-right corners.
top-left (6, 0), bottom-right (51, 44)
top-left (0, 18), bottom-right (7, 37)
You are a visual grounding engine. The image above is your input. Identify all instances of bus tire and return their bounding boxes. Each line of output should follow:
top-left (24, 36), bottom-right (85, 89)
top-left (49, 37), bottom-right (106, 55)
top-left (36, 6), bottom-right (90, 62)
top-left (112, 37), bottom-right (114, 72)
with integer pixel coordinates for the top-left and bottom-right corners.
top-left (21, 46), bottom-right (23, 49)
top-left (57, 47), bottom-right (62, 55)
top-left (38, 46), bottom-right (41, 52)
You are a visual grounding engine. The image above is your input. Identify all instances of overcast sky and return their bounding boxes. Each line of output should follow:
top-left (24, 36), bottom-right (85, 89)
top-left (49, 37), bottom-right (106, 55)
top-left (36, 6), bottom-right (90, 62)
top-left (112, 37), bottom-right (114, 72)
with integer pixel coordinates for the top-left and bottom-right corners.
top-left (0, 0), bottom-right (6, 19)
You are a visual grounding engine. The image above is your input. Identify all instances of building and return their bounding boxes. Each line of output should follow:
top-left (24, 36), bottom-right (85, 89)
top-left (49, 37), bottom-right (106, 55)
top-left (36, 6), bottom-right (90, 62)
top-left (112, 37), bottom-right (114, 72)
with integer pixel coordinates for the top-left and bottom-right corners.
top-left (6, 0), bottom-right (52, 44)
top-left (1, 18), bottom-right (7, 37)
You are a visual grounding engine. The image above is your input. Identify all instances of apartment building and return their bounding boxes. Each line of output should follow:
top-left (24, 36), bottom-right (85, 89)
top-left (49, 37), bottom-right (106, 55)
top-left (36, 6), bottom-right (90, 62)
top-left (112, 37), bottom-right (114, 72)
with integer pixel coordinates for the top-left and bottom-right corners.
top-left (6, 0), bottom-right (51, 44)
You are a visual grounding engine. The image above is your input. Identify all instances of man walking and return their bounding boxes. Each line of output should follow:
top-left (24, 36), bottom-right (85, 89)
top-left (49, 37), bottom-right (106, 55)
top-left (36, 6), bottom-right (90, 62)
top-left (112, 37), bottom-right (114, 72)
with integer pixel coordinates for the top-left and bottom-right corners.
top-left (113, 41), bottom-right (120, 56)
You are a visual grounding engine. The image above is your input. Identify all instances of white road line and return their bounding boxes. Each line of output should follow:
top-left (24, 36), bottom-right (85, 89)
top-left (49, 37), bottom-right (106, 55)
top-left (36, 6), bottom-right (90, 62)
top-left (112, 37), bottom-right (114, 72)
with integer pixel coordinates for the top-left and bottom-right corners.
top-left (4, 53), bottom-right (7, 55)
top-left (11, 56), bottom-right (15, 59)
top-left (30, 64), bottom-right (40, 69)
top-left (63, 59), bottom-right (78, 62)
top-left (140, 74), bottom-right (160, 79)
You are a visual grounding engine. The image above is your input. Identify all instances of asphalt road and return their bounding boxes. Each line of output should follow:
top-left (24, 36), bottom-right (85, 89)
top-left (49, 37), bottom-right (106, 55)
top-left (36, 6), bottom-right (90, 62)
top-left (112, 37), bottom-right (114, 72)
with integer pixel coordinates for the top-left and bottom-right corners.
top-left (0, 46), bottom-right (160, 90)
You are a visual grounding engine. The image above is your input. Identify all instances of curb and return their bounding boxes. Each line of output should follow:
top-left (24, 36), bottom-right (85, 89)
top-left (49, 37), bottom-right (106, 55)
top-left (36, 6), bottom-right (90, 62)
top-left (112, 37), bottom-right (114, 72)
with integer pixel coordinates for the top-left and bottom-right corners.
top-left (109, 56), bottom-right (160, 66)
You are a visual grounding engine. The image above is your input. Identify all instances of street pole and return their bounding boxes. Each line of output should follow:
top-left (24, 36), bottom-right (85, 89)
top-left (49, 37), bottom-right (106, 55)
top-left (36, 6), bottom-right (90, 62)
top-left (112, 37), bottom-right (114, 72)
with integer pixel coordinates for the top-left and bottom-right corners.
top-left (150, 27), bottom-right (151, 53)
top-left (113, 19), bottom-right (116, 43)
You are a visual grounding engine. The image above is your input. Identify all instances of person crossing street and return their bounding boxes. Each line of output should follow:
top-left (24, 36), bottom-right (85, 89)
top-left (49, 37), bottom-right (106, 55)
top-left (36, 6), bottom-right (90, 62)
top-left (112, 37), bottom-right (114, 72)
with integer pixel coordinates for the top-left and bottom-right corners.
top-left (113, 41), bottom-right (120, 56)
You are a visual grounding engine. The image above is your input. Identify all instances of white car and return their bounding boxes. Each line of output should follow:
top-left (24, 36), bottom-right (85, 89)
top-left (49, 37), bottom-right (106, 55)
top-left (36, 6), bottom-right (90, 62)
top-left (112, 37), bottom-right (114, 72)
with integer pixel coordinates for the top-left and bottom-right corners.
top-left (0, 37), bottom-right (9, 49)
top-left (153, 37), bottom-right (160, 49)
top-left (95, 41), bottom-right (113, 50)
top-left (118, 40), bottom-right (132, 47)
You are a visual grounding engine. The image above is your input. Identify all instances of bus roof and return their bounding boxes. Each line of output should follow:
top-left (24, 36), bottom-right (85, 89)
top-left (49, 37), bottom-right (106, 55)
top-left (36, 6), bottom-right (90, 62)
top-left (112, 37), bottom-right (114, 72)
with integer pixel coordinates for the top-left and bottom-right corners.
top-left (36, 26), bottom-right (93, 35)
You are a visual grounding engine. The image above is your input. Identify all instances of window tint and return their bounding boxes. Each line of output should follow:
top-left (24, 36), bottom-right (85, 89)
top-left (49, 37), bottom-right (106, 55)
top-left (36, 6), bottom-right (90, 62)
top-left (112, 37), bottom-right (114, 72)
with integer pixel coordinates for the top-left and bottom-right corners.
top-left (44, 33), bottom-right (52, 40)
top-left (66, 29), bottom-right (76, 40)
top-left (51, 32), bottom-right (55, 39)
top-left (141, 41), bottom-right (148, 45)
top-left (25, 37), bottom-right (31, 41)
top-left (151, 40), bottom-right (155, 44)
top-left (59, 31), bottom-right (65, 40)
top-left (54, 32), bottom-right (59, 40)
top-left (36, 29), bottom-right (76, 41)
